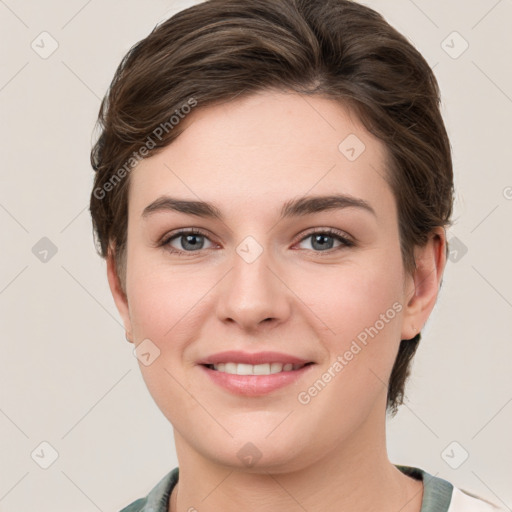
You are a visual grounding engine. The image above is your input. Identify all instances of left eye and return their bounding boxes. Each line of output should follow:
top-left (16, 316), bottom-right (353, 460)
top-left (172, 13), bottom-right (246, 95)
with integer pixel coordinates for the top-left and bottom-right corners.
top-left (296, 230), bottom-right (354, 252)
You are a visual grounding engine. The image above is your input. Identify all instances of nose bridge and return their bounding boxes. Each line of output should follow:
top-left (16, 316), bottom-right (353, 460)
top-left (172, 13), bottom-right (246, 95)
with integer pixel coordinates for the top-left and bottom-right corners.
top-left (216, 236), bottom-right (290, 329)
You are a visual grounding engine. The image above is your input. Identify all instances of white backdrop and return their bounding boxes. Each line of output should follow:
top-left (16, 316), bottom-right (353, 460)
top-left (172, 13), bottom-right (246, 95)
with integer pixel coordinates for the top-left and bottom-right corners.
top-left (0, 0), bottom-right (511, 510)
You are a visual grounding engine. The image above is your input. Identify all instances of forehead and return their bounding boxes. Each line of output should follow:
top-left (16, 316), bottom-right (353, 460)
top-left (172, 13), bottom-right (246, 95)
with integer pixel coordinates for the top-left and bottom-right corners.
top-left (128, 90), bottom-right (395, 223)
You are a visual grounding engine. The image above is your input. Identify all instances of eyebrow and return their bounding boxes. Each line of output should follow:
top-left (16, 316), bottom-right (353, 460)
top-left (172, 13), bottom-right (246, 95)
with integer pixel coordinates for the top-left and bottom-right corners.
top-left (141, 193), bottom-right (376, 220)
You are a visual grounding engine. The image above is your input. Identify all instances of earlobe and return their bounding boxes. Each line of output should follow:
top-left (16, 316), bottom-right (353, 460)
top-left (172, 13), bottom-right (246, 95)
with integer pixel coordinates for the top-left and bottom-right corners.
top-left (400, 227), bottom-right (447, 340)
top-left (106, 247), bottom-right (133, 343)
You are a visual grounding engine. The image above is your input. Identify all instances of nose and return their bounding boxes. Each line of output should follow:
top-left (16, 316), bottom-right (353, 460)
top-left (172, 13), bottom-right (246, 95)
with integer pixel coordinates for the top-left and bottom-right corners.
top-left (215, 244), bottom-right (292, 332)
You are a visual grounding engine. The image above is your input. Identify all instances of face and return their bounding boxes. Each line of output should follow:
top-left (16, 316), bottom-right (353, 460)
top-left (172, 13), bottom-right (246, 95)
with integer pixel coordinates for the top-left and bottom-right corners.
top-left (109, 90), bottom-right (436, 473)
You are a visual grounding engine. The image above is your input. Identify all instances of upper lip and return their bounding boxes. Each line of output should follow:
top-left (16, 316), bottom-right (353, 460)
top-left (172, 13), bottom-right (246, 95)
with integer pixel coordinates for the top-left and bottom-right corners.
top-left (198, 351), bottom-right (313, 366)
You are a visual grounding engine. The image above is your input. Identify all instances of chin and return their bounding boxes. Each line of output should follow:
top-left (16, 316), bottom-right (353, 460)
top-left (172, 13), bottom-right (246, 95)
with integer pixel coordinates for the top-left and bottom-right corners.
top-left (191, 426), bottom-right (320, 474)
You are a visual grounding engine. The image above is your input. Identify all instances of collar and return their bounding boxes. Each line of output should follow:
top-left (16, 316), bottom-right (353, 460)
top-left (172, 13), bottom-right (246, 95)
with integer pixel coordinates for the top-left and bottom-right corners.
top-left (125, 464), bottom-right (454, 512)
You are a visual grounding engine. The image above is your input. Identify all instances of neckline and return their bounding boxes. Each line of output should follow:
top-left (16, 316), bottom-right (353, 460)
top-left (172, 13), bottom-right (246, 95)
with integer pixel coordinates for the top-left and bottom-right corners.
top-left (145, 464), bottom-right (454, 512)
top-left (395, 465), bottom-right (453, 512)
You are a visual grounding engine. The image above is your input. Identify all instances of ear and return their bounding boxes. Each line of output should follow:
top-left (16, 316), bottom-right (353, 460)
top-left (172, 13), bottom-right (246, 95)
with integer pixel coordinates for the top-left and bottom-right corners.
top-left (106, 247), bottom-right (133, 343)
top-left (400, 227), bottom-right (447, 341)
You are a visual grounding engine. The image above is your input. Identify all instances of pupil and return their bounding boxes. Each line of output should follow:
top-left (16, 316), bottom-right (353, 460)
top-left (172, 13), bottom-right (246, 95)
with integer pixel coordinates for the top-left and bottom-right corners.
top-left (313, 234), bottom-right (333, 250)
top-left (183, 234), bottom-right (203, 250)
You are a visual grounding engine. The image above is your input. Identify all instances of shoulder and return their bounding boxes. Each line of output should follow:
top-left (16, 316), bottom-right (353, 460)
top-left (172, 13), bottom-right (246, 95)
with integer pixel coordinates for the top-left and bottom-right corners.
top-left (395, 465), bottom-right (505, 512)
top-left (119, 497), bottom-right (145, 512)
top-left (119, 467), bottom-right (179, 512)
top-left (448, 486), bottom-right (507, 512)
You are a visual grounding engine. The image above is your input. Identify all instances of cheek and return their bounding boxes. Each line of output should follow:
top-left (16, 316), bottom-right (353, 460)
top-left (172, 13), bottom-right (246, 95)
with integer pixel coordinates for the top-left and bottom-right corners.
top-left (300, 253), bottom-right (404, 342)
top-left (305, 252), bottom-right (405, 394)
top-left (125, 250), bottom-right (221, 364)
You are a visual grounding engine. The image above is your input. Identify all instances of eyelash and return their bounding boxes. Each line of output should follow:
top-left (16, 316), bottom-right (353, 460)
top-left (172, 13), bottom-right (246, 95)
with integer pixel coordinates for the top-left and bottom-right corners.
top-left (159, 228), bottom-right (355, 256)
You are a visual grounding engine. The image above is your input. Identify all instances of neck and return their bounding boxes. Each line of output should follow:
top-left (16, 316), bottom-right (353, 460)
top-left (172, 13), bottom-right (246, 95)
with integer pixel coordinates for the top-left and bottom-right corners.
top-left (169, 404), bottom-right (423, 512)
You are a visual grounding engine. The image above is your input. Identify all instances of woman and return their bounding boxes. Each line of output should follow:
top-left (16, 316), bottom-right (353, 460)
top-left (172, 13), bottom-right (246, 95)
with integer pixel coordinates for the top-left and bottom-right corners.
top-left (89, 0), bottom-right (505, 510)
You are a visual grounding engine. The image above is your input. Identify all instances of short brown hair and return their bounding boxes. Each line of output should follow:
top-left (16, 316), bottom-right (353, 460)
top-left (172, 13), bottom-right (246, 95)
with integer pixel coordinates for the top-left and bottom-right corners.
top-left (90, 0), bottom-right (454, 416)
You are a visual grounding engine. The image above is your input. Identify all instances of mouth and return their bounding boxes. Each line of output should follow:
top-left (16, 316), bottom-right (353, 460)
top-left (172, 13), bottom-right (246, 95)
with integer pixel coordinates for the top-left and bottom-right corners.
top-left (197, 351), bottom-right (317, 395)
top-left (202, 362), bottom-right (314, 375)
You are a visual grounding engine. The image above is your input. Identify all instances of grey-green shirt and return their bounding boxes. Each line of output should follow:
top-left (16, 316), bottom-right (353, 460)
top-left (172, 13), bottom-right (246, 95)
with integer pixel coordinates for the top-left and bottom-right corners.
top-left (119, 465), bottom-right (504, 512)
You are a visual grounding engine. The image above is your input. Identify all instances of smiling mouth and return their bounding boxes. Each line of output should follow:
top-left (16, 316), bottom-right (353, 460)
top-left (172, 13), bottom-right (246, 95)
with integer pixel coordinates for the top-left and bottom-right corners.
top-left (202, 362), bottom-right (314, 375)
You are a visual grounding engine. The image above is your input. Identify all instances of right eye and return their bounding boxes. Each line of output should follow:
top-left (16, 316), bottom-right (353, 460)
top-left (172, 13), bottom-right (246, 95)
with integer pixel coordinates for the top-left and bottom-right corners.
top-left (161, 229), bottom-right (216, 255)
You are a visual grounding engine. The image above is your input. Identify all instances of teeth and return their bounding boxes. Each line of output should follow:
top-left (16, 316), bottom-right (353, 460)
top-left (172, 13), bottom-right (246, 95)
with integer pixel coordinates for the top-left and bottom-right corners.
top-left (211, 362), bottom-right (303, 375)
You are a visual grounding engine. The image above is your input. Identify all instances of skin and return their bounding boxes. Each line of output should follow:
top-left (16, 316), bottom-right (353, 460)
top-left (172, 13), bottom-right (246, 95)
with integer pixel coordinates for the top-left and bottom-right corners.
top-left (107, 90), bottom-right (446, 512)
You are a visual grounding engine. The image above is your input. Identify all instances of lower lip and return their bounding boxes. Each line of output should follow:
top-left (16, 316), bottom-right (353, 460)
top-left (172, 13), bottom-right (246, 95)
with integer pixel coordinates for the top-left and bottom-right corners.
top-left (199, 364), bottom-right (315, 396)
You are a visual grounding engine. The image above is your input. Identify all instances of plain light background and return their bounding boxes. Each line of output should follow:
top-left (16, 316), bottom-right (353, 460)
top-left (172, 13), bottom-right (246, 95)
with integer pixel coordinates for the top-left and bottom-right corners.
top-left (1, 0), bottom-right (511, 510)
